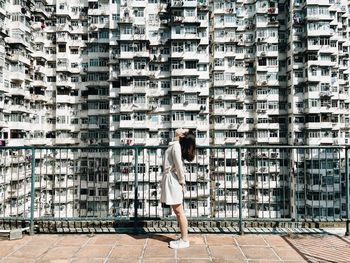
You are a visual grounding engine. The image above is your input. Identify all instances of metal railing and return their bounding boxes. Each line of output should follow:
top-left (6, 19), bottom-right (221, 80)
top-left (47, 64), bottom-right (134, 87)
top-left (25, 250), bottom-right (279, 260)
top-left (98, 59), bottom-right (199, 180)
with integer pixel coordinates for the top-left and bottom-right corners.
top-left (0, 145), bottom-right (349, 235)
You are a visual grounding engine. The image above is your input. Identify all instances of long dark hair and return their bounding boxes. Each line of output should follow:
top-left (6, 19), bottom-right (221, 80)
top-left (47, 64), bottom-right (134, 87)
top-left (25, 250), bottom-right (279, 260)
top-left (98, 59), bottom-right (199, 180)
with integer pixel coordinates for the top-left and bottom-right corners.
top-left (179, 130), bottom-right (196, 162)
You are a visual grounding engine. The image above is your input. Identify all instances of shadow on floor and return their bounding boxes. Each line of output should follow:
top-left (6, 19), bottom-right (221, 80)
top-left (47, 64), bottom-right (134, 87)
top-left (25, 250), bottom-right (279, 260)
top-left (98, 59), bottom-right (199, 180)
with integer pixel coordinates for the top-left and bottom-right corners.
top-left (125, 233), bottom-right (176, 244)
top-left (282, 235), bottom-right (350, 263)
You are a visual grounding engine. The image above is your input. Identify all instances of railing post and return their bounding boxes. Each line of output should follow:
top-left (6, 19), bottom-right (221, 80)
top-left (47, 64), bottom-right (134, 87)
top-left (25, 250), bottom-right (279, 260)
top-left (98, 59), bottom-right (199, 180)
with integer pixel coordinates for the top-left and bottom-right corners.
top-left (30, 147), bottom-right (36, 235)
top-left (238, 147), bottom-right (244, 235)
top-left (134, 147), bottom-right (139, 232)
top-left (345, 147), bottom-right (350, 236)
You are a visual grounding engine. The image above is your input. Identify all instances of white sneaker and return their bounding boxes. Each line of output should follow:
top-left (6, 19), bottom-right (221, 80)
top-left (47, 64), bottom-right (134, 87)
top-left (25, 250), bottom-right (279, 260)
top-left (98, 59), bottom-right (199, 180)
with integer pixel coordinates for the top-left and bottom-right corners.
top-left (169, 238), bottom-right (190, 249)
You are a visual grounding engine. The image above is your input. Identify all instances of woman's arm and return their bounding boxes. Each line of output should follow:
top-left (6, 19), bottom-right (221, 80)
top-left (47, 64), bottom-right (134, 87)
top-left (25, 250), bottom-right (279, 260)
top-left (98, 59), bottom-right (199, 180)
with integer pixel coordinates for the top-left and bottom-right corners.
top-left (173, 142), bottom-right (185, 185)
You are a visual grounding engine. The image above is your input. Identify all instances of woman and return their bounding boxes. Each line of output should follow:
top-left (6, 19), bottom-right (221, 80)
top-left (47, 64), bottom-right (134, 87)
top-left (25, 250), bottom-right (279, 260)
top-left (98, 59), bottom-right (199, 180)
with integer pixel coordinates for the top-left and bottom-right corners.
top-left (160, 128), bottom-right (196, 249)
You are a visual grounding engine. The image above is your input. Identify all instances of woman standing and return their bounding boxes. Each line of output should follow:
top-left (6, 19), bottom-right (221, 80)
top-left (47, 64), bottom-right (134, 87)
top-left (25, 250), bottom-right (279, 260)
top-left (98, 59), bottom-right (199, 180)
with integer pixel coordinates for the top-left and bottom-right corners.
top-left (161, 128), bottom-right (196, 249)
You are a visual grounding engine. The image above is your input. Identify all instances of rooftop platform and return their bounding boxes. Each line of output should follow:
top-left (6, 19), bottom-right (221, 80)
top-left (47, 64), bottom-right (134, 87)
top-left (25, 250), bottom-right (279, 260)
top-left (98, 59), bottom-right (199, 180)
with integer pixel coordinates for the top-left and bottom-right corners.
top-left (1, 231), bottom-right (349, 262)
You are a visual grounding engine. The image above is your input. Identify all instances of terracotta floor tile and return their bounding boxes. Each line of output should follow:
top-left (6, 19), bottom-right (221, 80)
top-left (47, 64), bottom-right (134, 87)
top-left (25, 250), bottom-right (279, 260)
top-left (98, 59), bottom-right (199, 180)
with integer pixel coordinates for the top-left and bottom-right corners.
top-left (56, 235), bottom-right (89, 246)
top-left (147, 234), bottom-right (174, 246)
top-left (263, 236), bottom-right (290, 247)
top-left (206, 235), bottom-right (235, 245)
top-left (88, 235), bottom-right (119, 245)
top-left (189, 235), bottom-right (206, 245)
top-left (31, 234), bottom-right (61, 240)
top-left (0, 245), bottom-right (18, 257)
top-left (142, 259), bottom-right (176, 263)
top-left (107, 259), bottom-right (141, 263)
top-left (240, 247), bottom-right (279, 260)
top-left (11, 245), bottom-right (50, 258)
top-left (247, 260), bottom-right (282, 263)
top-left (286, 236), bottom-right (330, 248)
top-left (0, 258), bottom-right (35, 263)
top-left (74, 245), bottom-right (113, 258)
top-left (0, 235), bottom-right (32, 245)
top-left (37, 260), bottom-right (70, 263)
top-left (212, 260), bottom-right (246, 263)
top-left (179, 260), bottom-right (212, 263)
top-left (143, 245), bottom-right (175, 258)
top-left (115, 234), bottom-right (147, 245)
top-left (209, 245), bottom-right (245, 260)
top-left (297, 246), bottom-right (347, 262)
top-left (39, 246), bottom-right (81, 260)
top-left (177, 245), bottom-right (209, 259)
top-left (273, 247), bottom-right (307, 261)
top-left (235, 235), bottom-right (267, 246)
top-left (29, 235), bottom-right (62, 246)
top-left (72, 259), bottom-right (105, 263)
top-left (109, 245), bottom-right (144, 259)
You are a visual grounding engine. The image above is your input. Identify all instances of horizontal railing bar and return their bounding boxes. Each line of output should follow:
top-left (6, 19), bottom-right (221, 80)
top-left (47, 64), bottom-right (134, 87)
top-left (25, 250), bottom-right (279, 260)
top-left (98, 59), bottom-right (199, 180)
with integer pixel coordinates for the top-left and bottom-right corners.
top-left (19, 218), bottom-right (346, 223)
top-left (1, 218), bottom-right (345, 223)
top-left (0, 145), bottom-right (348, 150)
top-left (0, 146), bottom-right (33, 150)
top-left (0, 218), bottom-right (30, 221)
top-left (33, 218), bottom-right (136, 221)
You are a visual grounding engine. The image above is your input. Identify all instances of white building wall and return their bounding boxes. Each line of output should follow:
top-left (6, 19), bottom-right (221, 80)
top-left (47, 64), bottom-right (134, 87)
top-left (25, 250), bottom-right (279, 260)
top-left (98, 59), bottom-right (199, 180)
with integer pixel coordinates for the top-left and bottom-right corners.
top-left (0, 0), bottom-right (349, 220)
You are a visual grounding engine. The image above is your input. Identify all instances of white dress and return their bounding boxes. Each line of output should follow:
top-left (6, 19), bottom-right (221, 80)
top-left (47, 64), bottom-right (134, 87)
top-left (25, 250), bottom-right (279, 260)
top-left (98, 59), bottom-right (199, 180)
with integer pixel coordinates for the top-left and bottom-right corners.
top-left (160, 140), bottom-right (185, 205)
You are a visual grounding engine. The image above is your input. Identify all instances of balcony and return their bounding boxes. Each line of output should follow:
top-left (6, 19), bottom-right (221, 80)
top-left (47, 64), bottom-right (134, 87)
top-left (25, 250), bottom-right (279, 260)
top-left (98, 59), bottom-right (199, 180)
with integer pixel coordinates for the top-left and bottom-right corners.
top-left (171, 0), bottom-right (197, 7)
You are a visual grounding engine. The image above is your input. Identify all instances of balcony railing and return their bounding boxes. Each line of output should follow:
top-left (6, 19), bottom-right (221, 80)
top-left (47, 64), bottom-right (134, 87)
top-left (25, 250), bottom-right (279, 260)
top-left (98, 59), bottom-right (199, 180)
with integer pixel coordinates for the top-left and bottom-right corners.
top-left (0, 145), bottom-right (349, 236)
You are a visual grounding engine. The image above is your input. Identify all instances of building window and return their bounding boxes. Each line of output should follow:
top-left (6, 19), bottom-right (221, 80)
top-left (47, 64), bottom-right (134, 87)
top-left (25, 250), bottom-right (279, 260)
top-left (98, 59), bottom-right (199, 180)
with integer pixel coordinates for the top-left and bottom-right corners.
top-left (71, 76), bottom-right (79, 82)
top-left (134, 9), bottom-right (144, 17)
top-left (47, 77), bottom-right (56, 82)
top-left (89, 59), bottom-right (99, 67)
top-left (58, 44), bottom-right (66, 52)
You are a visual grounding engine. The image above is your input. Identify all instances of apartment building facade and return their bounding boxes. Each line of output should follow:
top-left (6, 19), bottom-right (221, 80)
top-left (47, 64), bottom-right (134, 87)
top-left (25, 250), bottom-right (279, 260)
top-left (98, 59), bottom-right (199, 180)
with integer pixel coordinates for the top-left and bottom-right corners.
top-left (287, 0), bottom-right (350, 219)
top-left (0, 0), bottom-right (349, 221)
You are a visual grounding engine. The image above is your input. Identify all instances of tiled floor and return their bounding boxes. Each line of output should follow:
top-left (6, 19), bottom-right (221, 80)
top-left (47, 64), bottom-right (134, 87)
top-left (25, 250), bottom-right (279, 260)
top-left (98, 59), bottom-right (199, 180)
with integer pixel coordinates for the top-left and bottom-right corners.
top-left (0, 233), bottom-right (349, 262)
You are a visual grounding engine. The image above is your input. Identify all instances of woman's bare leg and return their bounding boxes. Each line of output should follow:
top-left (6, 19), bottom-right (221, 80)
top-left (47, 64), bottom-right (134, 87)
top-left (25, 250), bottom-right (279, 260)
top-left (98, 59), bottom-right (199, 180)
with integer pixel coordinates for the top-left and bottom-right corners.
top-left (171, 204), bottom-right (188, 241)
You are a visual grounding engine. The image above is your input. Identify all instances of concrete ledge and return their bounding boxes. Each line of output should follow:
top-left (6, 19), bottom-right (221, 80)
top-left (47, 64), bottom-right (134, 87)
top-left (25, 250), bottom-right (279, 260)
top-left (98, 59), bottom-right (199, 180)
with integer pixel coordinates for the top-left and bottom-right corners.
top-left (52, 226), bottom-right (328, 235)
top-left (0, 227), bottom-right (30, 240)
top-left (0, 219), bottom-right (347, 235)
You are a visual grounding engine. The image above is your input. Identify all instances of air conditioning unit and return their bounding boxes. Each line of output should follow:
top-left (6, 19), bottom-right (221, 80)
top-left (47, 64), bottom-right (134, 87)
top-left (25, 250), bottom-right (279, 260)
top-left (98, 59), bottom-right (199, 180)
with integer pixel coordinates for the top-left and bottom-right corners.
top-left (271, 153), bottom-right (278, 158)
top-left (174, 1), bottom-right (184, 7)
top-left (294, 138), bottom-right (303, 144)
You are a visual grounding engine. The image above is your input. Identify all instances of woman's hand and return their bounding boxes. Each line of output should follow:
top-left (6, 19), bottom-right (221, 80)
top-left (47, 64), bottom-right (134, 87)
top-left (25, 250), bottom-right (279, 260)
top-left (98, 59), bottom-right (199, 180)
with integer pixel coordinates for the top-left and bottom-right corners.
top-left (182, 184), bottom-right (186, 193)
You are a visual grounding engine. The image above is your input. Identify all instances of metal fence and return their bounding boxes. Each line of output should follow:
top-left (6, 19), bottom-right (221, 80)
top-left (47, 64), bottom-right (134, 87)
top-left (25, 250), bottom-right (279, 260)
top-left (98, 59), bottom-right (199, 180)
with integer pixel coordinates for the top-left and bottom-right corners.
top-left (0, 146), bottom-right (349, 235)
